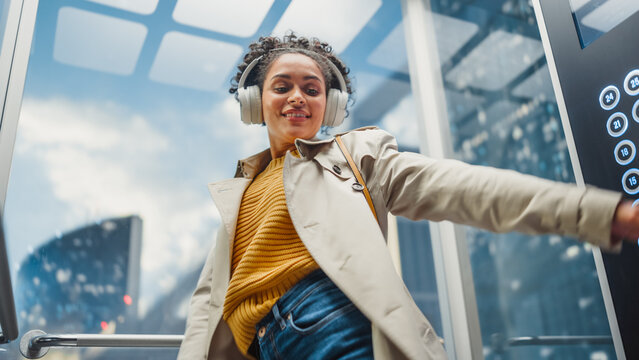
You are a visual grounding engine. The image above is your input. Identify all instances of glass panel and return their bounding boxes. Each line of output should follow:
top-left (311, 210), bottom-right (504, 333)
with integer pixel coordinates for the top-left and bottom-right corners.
top-left (2, 0), bottom-right (440, 357)
top-left (570, 0), bottom-right (639, 48)
top-left (428, 0), bottom-right (615, 359)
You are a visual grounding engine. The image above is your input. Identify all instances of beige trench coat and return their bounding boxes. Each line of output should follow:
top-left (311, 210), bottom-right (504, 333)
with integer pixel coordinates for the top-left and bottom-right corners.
top-left (178, 127), bottom-right (621, 360)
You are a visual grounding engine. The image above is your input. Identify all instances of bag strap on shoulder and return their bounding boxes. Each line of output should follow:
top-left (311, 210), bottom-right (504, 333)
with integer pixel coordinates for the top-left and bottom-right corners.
top-left (335, 135), bottom-right (379, 225)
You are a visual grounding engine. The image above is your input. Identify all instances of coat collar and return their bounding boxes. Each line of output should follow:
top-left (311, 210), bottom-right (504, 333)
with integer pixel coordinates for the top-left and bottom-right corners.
top-left (234, 137), bottom-right (334, 179)
top-left (234, 126), bottom-right (379, 179)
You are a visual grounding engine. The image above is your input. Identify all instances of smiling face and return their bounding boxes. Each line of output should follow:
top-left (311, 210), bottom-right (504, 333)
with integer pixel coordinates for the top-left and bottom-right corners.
top-left (261, 53), bottom-right (327, 158)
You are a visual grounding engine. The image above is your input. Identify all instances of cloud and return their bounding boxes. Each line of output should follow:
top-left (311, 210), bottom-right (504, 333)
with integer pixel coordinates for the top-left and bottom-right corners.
top-left (16, 97), bottom-right (220, 314)
top-left (211, 96), bottom-right (270, 156)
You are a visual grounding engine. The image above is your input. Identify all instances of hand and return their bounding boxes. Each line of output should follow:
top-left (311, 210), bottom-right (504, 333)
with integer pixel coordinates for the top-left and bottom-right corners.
top-left (610, 200), bottom-right (639, 244)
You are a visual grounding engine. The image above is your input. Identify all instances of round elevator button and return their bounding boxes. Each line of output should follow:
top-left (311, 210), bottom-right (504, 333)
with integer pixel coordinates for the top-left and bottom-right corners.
top-left (615, 140), bottom-right (636, 165)
top-left (633, 100), bottom-right (639, 123)
top-left (624, 69), bottom-right (639, 96)
top-left (622, 168), bottom-right (639, 195)
top-left (607, 112), bottom-right (628, 137)
top-left (600, 85), bottom-right (620, 110)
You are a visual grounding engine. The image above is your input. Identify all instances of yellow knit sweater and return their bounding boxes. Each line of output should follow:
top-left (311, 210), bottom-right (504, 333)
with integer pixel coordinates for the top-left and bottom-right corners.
top-left (223, 152), bottom-right (319, 355)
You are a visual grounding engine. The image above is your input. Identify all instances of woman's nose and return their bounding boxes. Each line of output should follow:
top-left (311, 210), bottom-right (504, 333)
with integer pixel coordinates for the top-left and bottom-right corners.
top-left (288, 88), bottom-right (305, 105)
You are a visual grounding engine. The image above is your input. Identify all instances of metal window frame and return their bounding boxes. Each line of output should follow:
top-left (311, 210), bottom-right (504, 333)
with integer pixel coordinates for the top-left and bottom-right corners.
top-left (0, 0), bottom-right (38, 211)
top-left (399, 0), bottom-right (483, 358)
top-left (0, 0), bottom-right (38, 345)
top-left (0, 212), bottom-right (18, 343)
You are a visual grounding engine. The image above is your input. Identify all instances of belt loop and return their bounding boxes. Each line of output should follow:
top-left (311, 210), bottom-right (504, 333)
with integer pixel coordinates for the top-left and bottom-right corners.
top-left (272, 303), bottom-right (287, 330)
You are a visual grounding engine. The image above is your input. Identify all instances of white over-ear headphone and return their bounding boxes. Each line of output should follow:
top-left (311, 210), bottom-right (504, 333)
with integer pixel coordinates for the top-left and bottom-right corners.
top-left (237, 50), bottom-right (349, 127)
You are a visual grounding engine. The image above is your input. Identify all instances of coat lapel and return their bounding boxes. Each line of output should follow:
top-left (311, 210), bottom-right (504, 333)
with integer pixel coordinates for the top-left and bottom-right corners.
top-left (208, 178), bottom-right (252, 240)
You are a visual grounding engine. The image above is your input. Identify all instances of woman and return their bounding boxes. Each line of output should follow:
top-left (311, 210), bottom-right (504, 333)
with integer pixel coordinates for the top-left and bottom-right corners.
top-left (178, 34), bottom-right (639, 360)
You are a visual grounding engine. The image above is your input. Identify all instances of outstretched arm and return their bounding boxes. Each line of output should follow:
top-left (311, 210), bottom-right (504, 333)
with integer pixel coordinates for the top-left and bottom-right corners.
top-left (350, 128), bottom-right (623, 250)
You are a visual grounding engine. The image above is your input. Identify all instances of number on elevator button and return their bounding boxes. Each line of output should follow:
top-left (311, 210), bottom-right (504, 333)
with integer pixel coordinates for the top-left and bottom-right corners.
top-left (624, 69), bottom-right (639, 96)
top-left (622, 169), bottom-right (639, 195)
top-left (607, 112), bottom-right (628, 137)
top-left (615, 140), bottom-right (636, 165)
top-left (600, 85), bottom-right (620, 110)
top-left (633, 100), bottom-right (639, 123)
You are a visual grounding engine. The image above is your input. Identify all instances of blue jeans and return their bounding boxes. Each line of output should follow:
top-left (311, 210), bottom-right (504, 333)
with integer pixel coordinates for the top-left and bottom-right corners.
top-left (248, 269), bottom-right (374, 359)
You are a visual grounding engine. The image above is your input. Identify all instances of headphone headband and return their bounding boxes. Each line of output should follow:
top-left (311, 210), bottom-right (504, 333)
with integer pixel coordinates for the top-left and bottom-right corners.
top-left (237, 55), bottom-right (263, 90)
top-left (238, 48), bottom-right (347, 93)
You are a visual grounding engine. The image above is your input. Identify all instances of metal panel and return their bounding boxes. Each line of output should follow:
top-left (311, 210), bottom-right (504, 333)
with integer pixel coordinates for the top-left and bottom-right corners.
top-left (532, 0), bottom-right (634, 358)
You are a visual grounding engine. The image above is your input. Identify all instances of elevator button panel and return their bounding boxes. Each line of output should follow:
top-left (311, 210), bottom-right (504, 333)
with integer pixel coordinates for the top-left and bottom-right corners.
top-left (600, 69), bottom-right (639, 195)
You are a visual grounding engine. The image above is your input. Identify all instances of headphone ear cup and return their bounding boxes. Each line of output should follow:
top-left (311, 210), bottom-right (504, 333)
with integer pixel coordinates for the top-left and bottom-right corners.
top-left (239, 85), bottom-right (262, 125)
top-left (238, 86), bottom-right (251, 125)
top-left (248, 85), bottom-right (262, 124)
top-left (333, 91), bottom-right (348, 127)
top-left (323, 89), bottom-right (339, 127)
top-left (323, 89), bottom-right (348, 127)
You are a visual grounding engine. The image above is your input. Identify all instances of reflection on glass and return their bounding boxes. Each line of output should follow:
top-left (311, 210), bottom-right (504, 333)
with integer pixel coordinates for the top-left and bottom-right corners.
top-left (272, 0), bottom-right (382, 53)
top-left (430, 0), bottom-right (615, 358)
top-left (172, 0), bottom-right (274, 37)
top-left (3, 0), bottom-right (439, 358)
top-left (84, 0), bottom-right (159, 15)
top-left (53, 7), bottom-right (148, 75)
top-left (17, 217), bottom-right (141, 334)
top-left (570, 0), bottom-right (639, 48)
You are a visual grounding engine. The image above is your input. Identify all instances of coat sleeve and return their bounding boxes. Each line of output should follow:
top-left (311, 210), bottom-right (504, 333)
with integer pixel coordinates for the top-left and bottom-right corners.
top-left (177, 239), bottom-right (216, 360)
top-left (351, 128), bottom-right (622, 250)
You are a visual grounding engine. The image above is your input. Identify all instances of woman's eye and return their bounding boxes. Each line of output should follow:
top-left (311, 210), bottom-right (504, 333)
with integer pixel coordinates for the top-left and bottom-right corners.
top-left (274, 87), bottom-right (288, 93)
top-left (306, 88), bottom-right (319, 96)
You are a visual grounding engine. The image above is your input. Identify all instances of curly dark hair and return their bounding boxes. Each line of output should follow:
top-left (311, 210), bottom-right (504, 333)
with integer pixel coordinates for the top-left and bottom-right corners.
top-left (229, 33), bottom-right (353, 99)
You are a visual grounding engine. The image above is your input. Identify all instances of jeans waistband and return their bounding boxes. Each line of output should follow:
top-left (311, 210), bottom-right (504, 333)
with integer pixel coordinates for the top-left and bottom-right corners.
top-left (257, 268), bottom-right (331, 328)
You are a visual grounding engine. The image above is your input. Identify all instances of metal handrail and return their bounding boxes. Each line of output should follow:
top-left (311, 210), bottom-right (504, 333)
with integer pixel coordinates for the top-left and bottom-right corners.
top-left (20, 330), bottom-right (184, 359)
top-left (0, 218), bottom-right (19, 344)
top-left (491, 333), bottom-right (614, 353)
top-left (508, 335), bottom-right (614, 346)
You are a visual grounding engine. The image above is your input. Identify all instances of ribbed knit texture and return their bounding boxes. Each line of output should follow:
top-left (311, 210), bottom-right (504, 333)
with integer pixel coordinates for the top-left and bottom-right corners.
top-left (223, 152), bottom-right (319, 355)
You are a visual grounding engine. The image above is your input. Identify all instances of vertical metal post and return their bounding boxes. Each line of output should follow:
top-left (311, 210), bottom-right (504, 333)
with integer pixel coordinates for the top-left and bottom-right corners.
top-left (0, 0), bottom-right (25, 127)
top-left (400, 0), bottom-right (484, 358)
top-left (0, 0), bottom-right (38, 211)
top-left (0, 218), bottom-right (18, 342)
top-left (0, 0), bottom-right (38, 345)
